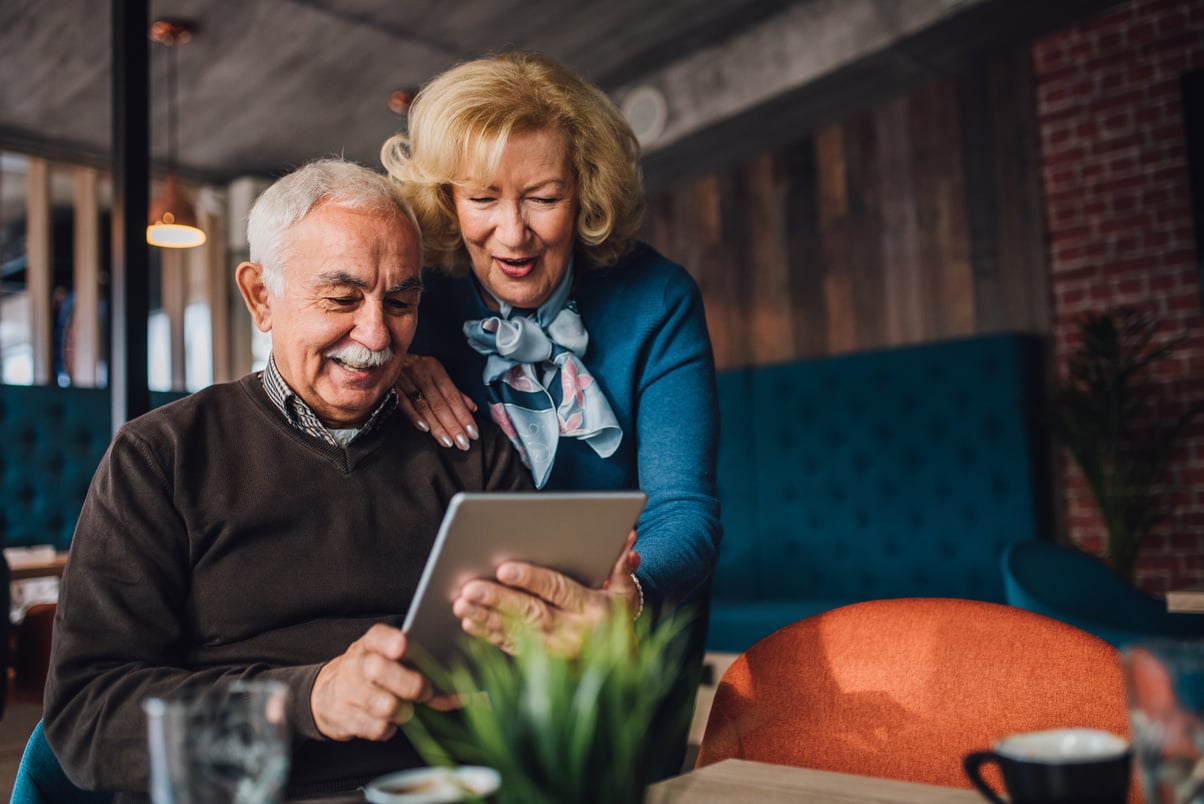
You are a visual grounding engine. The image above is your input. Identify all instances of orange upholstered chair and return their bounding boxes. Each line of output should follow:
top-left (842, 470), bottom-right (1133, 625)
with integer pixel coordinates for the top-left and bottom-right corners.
top-left (696, 597), bottom-right (1137, 801)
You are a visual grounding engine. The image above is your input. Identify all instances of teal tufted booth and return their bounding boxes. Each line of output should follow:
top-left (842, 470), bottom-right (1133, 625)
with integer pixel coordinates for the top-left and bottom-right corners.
top-left (708, 333), bottom-right (1052, 652)
top-left (0, 385), bottom-right (185, 551)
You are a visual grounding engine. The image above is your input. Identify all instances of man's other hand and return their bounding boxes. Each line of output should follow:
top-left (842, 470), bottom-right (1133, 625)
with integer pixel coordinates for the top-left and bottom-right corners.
top-left (310, 624), bottom-right (433, 741)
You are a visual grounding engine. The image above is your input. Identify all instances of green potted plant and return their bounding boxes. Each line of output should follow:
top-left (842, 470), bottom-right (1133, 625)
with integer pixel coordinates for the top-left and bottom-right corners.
top-left (1048, 307), bottom-right (1204, 583)
top-left (403, 606), bottom-right (698, 804)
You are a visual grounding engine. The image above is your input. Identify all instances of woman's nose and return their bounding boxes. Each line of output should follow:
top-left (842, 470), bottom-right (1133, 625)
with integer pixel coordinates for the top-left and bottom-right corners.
top-left (494, 203), bottom-right (528, 247)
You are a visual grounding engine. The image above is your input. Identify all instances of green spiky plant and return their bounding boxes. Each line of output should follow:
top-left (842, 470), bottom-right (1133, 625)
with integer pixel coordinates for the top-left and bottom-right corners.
top-left (1049, 307), bottom-right (1204, 583)
top-left (403, 605), bottom-right (698, 804)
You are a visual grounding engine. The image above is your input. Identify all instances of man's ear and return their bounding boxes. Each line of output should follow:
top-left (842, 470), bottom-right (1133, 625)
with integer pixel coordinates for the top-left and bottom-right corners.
top-left (236, 261), bottom-right (273, 333)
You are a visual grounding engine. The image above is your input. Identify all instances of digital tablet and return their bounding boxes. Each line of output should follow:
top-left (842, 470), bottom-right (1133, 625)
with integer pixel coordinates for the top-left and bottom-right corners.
top-left (402, 490), bottom-right (647, 668)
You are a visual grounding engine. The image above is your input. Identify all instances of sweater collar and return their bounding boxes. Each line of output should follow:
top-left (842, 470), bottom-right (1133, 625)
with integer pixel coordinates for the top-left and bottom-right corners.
top-left (260, 354), bottom-right (398, 447)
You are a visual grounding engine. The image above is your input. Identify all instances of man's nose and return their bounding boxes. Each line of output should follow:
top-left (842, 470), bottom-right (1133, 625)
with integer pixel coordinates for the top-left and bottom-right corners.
top-left (351, 302), bottom-right (391, 351)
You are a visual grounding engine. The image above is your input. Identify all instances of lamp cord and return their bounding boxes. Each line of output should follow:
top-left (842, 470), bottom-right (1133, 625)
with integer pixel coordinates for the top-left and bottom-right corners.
top-left (166, 39), bottom-right (178, 173)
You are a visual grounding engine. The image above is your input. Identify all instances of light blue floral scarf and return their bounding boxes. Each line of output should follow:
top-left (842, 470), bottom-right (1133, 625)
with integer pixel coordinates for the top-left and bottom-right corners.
top-left (463, 263), bottom-right (622, 487)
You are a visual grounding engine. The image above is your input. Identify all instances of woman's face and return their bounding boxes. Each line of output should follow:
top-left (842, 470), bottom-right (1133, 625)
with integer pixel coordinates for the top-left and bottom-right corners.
top-left (452, 128), bottom-right (579, 311)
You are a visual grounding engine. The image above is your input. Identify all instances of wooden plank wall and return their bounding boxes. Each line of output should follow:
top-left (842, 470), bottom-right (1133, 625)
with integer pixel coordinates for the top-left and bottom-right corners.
top-left (644, 49), bottom-right (1051, 371)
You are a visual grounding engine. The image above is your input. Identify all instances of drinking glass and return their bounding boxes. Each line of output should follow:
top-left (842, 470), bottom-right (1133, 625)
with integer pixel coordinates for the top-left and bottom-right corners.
top-left (1124, 639), bottom-right (1204, 804)
top-left (144, 679), bottom-right (291, 804)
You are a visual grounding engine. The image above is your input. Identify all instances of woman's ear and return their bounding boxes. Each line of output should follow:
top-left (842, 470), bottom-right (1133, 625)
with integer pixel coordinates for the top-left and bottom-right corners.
top-left (235, 261), bottom-right (272, 333)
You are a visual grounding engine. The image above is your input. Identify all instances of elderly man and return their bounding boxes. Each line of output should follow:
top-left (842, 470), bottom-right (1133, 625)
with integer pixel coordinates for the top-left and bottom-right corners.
top-left (43, 159), bottom-right (533, 800)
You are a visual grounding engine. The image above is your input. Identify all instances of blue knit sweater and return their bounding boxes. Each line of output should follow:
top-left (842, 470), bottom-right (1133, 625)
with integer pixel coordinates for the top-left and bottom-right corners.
top-left (411, 243), bottom-right (722, 612)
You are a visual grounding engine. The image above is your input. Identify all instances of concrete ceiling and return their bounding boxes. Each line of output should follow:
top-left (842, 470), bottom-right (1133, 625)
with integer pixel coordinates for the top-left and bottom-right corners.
top-left (0, 0), bottom-right (1121, 193)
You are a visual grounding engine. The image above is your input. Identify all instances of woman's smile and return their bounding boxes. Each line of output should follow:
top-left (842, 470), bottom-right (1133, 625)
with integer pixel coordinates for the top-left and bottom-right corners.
top-left (494, 255), bottom-right (537, 279)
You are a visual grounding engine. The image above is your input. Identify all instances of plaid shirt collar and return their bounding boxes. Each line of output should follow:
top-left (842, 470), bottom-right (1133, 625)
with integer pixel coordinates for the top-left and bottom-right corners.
top-left (260, 353), bottom-right (398, 447)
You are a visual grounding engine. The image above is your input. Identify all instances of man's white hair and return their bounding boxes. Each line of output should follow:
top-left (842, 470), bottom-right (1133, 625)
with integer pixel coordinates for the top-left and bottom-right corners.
top-left (246, 158), bottom-right (422, 296)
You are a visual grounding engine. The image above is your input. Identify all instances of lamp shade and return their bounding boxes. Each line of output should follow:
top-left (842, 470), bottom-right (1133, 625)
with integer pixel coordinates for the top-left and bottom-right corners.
top-left (147, 175), bottom-right (206, 248)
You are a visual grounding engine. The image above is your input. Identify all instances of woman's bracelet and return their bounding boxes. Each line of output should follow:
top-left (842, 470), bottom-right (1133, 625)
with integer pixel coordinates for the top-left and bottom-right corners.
top-left (630, 573), bottom-right (644, 621)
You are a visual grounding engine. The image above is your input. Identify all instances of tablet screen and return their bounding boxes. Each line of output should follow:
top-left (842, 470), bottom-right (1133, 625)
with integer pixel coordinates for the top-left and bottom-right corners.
top-left (402, 490), bottom-right (647, 668)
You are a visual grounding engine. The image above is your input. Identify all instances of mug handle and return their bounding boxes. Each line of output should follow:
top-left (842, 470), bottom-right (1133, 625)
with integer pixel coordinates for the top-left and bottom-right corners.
top-left (963, 751), bottom-right (1009, 804)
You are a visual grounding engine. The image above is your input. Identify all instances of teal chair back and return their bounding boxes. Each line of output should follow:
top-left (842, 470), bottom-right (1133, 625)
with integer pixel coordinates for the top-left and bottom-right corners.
top-left (12, 719), bottom-right (113, 803)
top-left (1003, 539), bottom-right (1204, 648)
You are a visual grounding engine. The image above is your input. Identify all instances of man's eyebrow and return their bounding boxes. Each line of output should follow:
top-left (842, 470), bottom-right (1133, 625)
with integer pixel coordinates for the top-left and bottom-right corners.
top-left (314, 272), bottom-right (422, 294)
top-left (389, 278), bottom-right (424, 294)
top-left (315, 270), bottom-right (367, 289)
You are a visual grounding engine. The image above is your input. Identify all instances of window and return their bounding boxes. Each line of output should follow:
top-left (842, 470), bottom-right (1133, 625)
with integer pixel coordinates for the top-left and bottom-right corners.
top-left (0, 152), bottom-right (32, 384)
top-left (1, 149), bottom-right (224, 393)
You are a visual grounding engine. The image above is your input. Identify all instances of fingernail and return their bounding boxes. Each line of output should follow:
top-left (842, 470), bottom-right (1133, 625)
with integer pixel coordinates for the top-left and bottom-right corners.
top-left (466, 424), bottom-right (480, 440)
top-left (498, 564), bottom-right (519, 583)
top-left (455, 434), bottom-right (470, 450)
top-left (416, 419), bottom-right (430, 433)
top-left (439, 435), bottom-right (454, 448)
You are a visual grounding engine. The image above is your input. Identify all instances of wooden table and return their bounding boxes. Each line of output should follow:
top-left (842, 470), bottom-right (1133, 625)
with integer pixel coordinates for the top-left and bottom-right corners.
top-left (1167, 582), bottom-right (1204, 613)
top-left (289, 760), bottom-right (984, 803)
top-left (644, 759), bottom-right (982, 803)
top-left (7, 550), bottom-right (68, 581)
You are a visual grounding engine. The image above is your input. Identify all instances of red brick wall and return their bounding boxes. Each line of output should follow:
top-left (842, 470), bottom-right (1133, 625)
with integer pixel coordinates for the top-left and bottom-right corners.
top-left (1034, 0), bottom-right (1204, 594)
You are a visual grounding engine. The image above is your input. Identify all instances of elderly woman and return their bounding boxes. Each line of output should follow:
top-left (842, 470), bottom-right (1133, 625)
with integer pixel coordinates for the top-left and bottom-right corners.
top-left (381, 52), bottom-right (720, 661)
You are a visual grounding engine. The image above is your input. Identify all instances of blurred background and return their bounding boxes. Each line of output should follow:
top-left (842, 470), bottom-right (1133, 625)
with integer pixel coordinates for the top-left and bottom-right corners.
top-left (0, 0), bottom-right (1200, 636)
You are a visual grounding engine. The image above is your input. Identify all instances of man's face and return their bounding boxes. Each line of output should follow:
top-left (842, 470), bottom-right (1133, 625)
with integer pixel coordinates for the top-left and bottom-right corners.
top-left (238, 203), bottom-right (422, 428)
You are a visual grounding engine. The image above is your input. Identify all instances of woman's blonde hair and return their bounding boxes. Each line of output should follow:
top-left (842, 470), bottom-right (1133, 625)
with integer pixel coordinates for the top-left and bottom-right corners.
top-left (381, 50), bottom-right (644, 275)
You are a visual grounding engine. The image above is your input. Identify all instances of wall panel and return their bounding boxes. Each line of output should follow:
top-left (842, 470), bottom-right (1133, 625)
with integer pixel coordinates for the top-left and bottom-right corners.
top-left (875, 98), bottom-right (925, 345)
top-left (778, 138), bottom-right (827, 358)
top-left (646, 47), bottom-right (1050, 371)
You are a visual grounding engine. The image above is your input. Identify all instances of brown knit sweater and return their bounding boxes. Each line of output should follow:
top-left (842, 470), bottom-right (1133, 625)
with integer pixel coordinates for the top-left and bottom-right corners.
top-left (44, 373), bottom-right (531, 799)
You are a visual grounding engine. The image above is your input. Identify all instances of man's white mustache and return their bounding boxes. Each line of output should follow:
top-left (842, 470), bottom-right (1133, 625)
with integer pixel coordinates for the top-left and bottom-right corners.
top-left (325, 343), bottom-right (394, 368)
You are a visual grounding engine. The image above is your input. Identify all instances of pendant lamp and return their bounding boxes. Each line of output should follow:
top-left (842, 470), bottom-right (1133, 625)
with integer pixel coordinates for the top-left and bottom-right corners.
top-left (147, 20), bottom-right (206, 249)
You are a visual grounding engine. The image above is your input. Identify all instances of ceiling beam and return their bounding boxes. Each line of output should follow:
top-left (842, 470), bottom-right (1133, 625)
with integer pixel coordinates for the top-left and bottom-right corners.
top-left (626, 0), bottom-right (1124, 192)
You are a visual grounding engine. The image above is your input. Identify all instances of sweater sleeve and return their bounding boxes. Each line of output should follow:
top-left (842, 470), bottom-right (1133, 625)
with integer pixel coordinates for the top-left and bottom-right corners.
top-left (630, 264), bottom-right (722, 615)
top-left (42, 427), bottom-right (322, 793)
